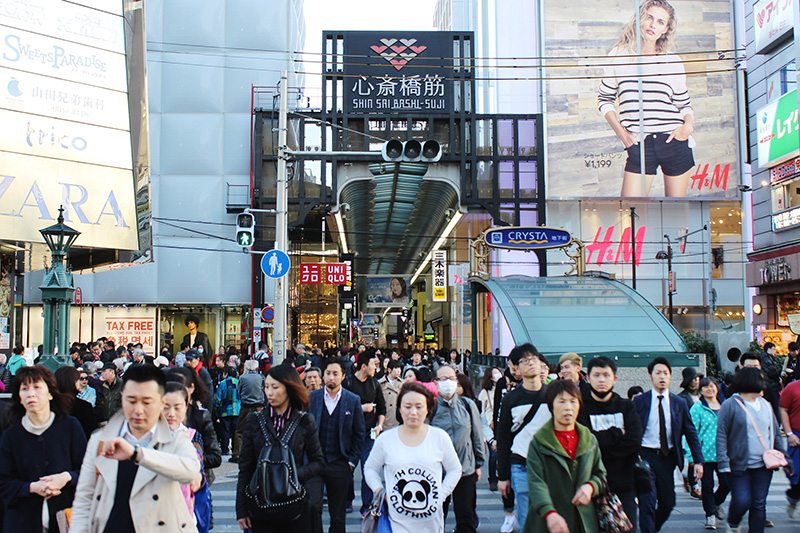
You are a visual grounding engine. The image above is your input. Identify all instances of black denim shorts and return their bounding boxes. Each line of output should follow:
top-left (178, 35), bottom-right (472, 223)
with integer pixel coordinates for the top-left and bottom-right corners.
top-left (624, 132), bottom-right (695, 176)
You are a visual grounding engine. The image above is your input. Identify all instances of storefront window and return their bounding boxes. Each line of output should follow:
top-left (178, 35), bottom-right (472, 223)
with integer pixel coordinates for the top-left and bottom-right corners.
top-left (709, 204), bottom-right (743, 280)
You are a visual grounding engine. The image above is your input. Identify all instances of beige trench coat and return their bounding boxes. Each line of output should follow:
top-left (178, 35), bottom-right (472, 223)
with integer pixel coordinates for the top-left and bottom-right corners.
top-left (71, 412), bottom-right (201, 533)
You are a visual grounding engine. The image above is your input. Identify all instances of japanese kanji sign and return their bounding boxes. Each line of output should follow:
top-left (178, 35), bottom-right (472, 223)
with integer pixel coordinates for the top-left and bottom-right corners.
top-left (300, 263), bottom-right (321, 284)
top-left (432, 250), bottom-right (447, 302)
top-left (343, 32), bottom-right (454, 114)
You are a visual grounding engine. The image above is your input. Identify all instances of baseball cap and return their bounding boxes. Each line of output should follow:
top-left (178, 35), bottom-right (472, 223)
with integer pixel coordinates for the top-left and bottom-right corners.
top-left (154, 355), bottom-right (169, 368)
top-left (185, 349), bottom-right (200, 360)
top-left (102, 362), bottom-right (117, 372)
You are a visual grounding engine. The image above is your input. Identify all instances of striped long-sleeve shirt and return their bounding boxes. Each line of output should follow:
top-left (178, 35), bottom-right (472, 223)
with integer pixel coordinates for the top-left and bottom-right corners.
top-left (598, 48), bottom-right (693, 138)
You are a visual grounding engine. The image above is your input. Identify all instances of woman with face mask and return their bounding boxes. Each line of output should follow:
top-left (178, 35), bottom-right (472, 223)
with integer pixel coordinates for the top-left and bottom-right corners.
top-left (479, 367), bottom-right (502, 491)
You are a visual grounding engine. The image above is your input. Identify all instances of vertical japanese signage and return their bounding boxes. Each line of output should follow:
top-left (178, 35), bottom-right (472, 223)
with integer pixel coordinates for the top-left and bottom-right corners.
top-left (757, 89), bottom-right (799, 168)
top-left (753, 0), bottom-right (795, 53)
top-left (0, 0), bottom-right (139, 248)
top-left (342, 31), bottom-right (453, 114)
top-left (299, 263), bottom-right (321, 284)
top-left (432, 250), bottom-right (447, 302)
top-left (542, 0), bottom-right (739, 199)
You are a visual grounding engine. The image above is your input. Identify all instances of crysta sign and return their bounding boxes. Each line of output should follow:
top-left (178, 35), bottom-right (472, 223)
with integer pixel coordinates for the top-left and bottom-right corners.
top-left (484, 226), bottom-right (573, 250)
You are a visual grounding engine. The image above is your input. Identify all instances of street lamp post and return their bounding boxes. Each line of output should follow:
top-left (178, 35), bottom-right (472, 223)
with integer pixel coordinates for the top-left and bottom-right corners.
top-left (656, 236), bottom-right (674, 324)
top-left (39, 206), bottom-right (80, 366)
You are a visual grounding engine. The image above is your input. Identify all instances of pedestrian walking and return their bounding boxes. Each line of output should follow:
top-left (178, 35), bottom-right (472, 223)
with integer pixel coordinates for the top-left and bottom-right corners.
top-left (71, 364), bottom-right (202, 533)
top-left (0, 366), bottom-right (87, 532)
top-left (497, 344), bottom-right (552, 529)
top-left (633, 357), bottom-right (704, 533)
top-left (717, 367), bottom-right (789, 533)
top-left (378, 359), bottom-right (404, 431)
top-left (779, 376), bottom-right (800, 518)
top-left (214, 366), bottom-right (241, 462)
top-left (163, 382), bottom-right (210, 533)
top-left (431, 364), bottom-right (484, 533)
top-left (364, 381), bottom-right (463, 533)
top-left (343, 350), bottom-right (386, 515)
top-left (527, 379), bottom-right (607, 533)
top-left (306, 357), bottom-right (366, 533)
top-left (54, 365), bottom-right (99, 440)
top-left (782, 342), bottom-right (799, 387)
top-left (100, 361), bottom-right (123, 420)
top-left (7, 345), bottom-right (26, 376)
top-left (236, 364), bottom-right (324, 532)
top-left (493, 355), bottom-right (522, 532)
top-left (578, 356), bottom-right (642, 532)
top-left (685, 376), bottom-right (729, 529)
top-left (479, 367), bottom-right (502, 491)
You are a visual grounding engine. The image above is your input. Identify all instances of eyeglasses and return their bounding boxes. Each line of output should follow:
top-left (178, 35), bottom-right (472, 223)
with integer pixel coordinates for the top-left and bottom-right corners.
top-left (518, 356), bottom-right (538, 365)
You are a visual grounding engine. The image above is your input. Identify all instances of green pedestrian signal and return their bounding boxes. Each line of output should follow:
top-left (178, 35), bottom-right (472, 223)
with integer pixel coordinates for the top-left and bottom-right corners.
top-left (236, 212), bottom-right (255, 251)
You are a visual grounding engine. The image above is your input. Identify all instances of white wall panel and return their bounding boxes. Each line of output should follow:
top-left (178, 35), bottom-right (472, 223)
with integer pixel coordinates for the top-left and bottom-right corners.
top-left (162, 0), bottom-right (226, 47)
top-left (160, 113), bottom-right (224, 175)
top-left (161, 57), bottom-right (225, 113)
top-left (223, 114), bottom-right (252, 175)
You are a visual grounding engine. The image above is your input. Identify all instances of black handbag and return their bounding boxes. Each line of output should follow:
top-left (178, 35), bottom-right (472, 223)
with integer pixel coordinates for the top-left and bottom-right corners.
top-left (633, 456), bottom-right (653, 494)
top-left (245, 411), bottom-right (306, 521)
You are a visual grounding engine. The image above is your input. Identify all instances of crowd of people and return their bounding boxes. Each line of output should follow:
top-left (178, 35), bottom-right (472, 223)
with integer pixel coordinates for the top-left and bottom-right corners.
top-left (0, 338), bottom-right (797, 533)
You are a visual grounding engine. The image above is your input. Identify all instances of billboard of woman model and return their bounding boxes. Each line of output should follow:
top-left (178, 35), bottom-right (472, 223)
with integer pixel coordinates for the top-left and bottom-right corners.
top-left (543, 0), bottom-right (738, 199)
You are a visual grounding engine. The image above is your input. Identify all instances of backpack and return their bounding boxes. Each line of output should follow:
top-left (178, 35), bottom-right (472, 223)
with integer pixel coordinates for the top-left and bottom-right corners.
top-left (245, 411), bottom-right (306, 521)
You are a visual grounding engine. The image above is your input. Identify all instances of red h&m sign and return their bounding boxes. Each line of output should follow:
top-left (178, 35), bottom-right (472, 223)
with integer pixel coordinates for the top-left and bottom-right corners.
top-left (300, 263), bottom-right (321, 284)
top-left (325, 263), bottom-right (348, 285)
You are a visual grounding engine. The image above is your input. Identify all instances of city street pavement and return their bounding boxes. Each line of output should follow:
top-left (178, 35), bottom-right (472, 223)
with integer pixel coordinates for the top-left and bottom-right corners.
top-left (210, 459), bottom-right (799, 532)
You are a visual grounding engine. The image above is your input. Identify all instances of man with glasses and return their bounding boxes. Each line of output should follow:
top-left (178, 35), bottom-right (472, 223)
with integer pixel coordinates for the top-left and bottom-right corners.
top-left (496, 344), bottom-right (551, 529)
top-left (431, 364), bottom-right (484, 532)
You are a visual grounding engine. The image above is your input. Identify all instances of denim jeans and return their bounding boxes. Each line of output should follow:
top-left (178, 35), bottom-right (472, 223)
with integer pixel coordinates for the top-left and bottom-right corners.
top-left (701, 462), bottom-right (730, 518)
top-left (510, 463), bottom-right (529, 527)
top-left (727, 467), bottom-right (773, 533)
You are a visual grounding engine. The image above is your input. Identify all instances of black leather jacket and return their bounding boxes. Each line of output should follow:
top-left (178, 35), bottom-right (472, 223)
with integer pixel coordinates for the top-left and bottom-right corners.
top-left (235, 409), bottom-right (324, 520)
top-left (186, 404), bottom-right (222, 483)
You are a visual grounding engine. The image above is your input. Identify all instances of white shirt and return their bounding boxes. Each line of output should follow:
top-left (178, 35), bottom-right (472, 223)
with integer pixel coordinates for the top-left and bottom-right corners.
top-left (120, 421), bottom-right (157, 447)
top-left (324, 386), bottom-right (343, 415)
top-left (642, 389), bottom-right (673, 450)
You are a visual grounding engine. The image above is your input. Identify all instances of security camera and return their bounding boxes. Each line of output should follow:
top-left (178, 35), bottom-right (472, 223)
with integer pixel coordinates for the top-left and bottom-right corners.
top-left (341, 203), bottom-right (351, 212)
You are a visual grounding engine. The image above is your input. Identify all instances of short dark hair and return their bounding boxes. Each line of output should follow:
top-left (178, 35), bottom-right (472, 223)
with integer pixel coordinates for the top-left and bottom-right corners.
top-left (321, 357), bottom-right (346, 374)
top-left (356, 351), bottom-right (376, 370)
top-left (396, 381), bottom-right (437, 423)
top-left (387, 359), bottom-right (404, 372)
top-left (763, 342), bottom-right (776, 351)
top-left (627, 385), bottom-right (644, 399)
top-left (587, 356), bottom-right (617, 375)
top-left (305, 366), bottom-right (321, 377)
top-left (508, 343), bottom-right (540, 366)
top-left (185, 315), bottom-right (200, 327)
top-left (537, 354), bottom-right (550, 368)
top-left (789, 342), bottom-right (799, 352)
top-left (740, 352), bottom-right (761, 366)
top-left (122, 364), bottom-right (167, 395)
top-left (224, 366), bottom-right (239, 378)
top-left (164, 381), bottom-right (189, 403)
top-left (12, 345), bottom-right (24, 355)
top-left (544, 379), bottom-right (582, 413)
top-left (180, 341), bottom-right (189, 351)
top-left (732, 367), bottom-right (766, 393)
top-left (267, 364), bottom-right (310, 410)
top-left (698, 376), bottom-right (718, 391)
top-left (10, 366), bottom-right (72, 423)
top-left (647, 357), bottom-right (672, 374)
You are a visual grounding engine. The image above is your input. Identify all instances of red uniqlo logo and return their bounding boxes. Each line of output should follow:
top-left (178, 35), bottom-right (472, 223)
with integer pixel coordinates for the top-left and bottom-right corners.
top-left (325, 263), bottom-right (347, 285)
top-left (300, 263), bottom-right (321, 284)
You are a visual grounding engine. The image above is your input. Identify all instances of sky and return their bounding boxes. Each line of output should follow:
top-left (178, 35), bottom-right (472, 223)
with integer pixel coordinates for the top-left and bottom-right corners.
top-left (300, 0), bottom-right (438, 103)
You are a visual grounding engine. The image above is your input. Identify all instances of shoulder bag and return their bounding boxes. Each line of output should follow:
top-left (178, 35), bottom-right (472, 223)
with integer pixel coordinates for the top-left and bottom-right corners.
top-left (361, 489), bottom-right (392, 533)
top-left (245, 411), bottom-right (306, 521)
top-left (734, 398), bottom-right (788, 470)
top-left (594, 479), bottom-right (633, 533)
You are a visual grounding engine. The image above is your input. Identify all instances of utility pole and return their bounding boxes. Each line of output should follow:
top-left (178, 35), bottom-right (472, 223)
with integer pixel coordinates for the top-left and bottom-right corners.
top-left (274, 71), bottom-right (289, 365)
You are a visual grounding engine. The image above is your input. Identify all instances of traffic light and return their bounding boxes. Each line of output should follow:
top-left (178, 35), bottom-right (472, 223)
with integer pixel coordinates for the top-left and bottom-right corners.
top-left (236, 211), bottom-right (254, 251)
top-left (381, 140), bottom-right (441, 162)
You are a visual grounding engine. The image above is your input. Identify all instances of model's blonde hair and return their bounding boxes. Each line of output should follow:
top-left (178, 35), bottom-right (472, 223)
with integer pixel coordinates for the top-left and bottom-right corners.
top-left (613, 0), bottom-right (677, 54)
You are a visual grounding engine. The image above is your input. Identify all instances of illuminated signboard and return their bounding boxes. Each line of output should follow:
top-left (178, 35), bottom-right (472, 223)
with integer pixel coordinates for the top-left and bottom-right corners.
top-left (757, 90), bottom-right (799, 169)
top-left (0, 0), bottom-right (138, 250)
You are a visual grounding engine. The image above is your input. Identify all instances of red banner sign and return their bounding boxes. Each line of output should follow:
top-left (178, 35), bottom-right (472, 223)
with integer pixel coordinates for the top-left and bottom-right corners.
top-left (300, 263), bottom-right (321, 284)
top-left (325, 263), bottom-right (348, 284)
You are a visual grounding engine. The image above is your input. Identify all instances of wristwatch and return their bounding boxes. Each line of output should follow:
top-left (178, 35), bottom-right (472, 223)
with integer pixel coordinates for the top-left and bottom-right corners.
top-left (132, 444), bottom-right (141, 463)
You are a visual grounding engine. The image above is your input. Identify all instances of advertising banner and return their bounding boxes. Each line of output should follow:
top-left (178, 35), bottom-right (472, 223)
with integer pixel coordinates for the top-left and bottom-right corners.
top-left (100, 309), bottom-right (156, 356)
top-left (342, 31), bottom-right (453, 114)
top-left (366, 276), bottom-right (411, 307)
top-left (543, 0), bottom-right (739, 199)
top-left (0, 0), bottom-right (138, 249)
top-left (432, 250), bottom-right (447, 302)
top-left (753, 0), bottom-right (794, 54)
top-left (757, 89), bottom-right (799, 169)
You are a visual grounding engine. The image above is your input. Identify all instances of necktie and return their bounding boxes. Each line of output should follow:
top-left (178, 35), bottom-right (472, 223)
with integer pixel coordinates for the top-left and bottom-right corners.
top-left (658, 394), bottom-right (669, 456)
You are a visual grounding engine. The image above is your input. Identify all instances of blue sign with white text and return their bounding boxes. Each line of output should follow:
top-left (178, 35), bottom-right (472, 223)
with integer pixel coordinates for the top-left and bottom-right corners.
top-left (261, 250), bottom-right (290, 279)
top-left (484, 226), bottom-right (572, 250)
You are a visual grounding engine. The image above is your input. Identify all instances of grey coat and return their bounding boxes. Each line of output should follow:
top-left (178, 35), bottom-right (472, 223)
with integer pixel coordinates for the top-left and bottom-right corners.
top-left (431, 395), bottom-right (485, 476)
top-left (716, 393), bottom-right (787, 473)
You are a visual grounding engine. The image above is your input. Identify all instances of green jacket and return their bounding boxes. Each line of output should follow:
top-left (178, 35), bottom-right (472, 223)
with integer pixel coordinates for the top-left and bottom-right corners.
top-left (525, 419), bottom-right (606, 533)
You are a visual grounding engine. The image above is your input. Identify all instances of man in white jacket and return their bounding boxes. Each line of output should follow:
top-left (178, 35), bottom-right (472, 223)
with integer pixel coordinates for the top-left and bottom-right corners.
top-left (71, 364), bottom-right (201, 533)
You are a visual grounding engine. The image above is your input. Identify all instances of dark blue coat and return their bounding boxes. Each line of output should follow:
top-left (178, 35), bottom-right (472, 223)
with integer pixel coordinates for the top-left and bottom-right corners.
top-left (309, 387), bottom-right (366, 466)
top-left (633, 390), bottom-right (704, 470)
top-left (0, 415), bottom-right (87, 532)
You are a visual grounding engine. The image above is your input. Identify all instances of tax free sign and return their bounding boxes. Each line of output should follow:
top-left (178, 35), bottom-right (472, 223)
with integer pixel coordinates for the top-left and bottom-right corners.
top-left (758, 89), bottom-right (799, 169)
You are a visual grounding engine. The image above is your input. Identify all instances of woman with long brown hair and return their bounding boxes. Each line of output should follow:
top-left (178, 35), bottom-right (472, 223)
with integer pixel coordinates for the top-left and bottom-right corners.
top-left (236, 364), bottom-right (324, 532)
top-left (0, 365), bottom-right (87, 531)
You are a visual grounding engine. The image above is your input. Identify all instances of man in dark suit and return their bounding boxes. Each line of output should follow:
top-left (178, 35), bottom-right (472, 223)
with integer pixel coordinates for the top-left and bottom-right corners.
top-left (182, 315), bottom-right (212, 365)
top-left (633, 357), bottom-right (704, 533)
top-left (307, 358), bottom-right (366, 533)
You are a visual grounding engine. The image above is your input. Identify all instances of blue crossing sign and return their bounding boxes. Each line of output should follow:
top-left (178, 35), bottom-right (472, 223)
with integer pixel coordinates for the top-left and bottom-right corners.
top-left (261, 249), bottom-right (290, 279)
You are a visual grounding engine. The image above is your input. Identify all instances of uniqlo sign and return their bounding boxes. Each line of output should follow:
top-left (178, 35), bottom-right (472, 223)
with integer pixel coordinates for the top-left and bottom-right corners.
top-left (325, 263), bottom-right (348, 285)
top-left (300, 263), bottom-right (321, 284)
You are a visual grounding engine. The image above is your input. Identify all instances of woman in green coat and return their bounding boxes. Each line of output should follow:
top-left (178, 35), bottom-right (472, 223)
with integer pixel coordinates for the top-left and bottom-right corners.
top-left (526, 379), bottom-right (606, 533)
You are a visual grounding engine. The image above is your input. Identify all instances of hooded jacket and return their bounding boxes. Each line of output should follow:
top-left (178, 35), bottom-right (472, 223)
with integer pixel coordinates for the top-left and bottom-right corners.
top-left (685, 396), bottom-right (721, 463)
top-left (525, 420), bottom-right (606, 533)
